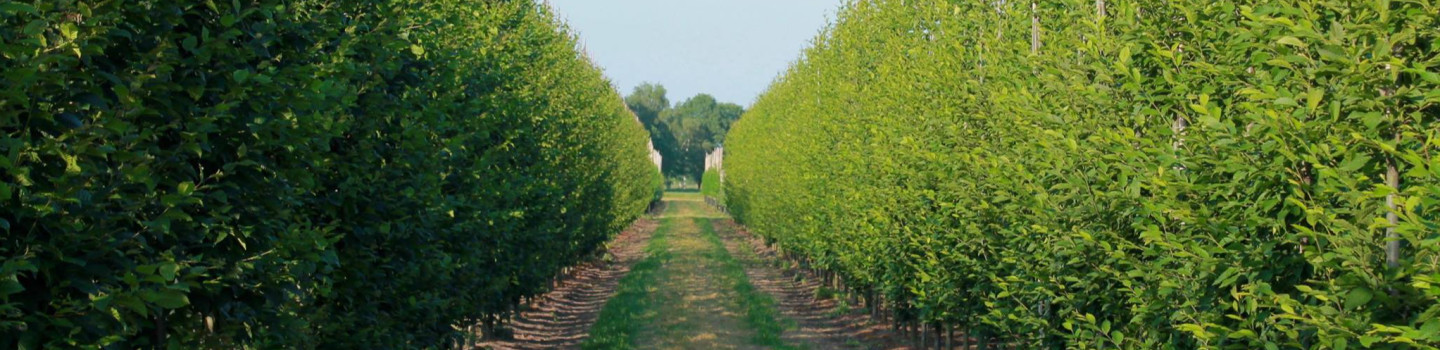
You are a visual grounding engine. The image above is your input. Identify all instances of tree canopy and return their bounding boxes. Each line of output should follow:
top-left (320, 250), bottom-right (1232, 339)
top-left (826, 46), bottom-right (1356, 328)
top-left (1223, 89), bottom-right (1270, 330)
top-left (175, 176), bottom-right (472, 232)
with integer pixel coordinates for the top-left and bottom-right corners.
top-left (626, 84), bottom-right (742, 185)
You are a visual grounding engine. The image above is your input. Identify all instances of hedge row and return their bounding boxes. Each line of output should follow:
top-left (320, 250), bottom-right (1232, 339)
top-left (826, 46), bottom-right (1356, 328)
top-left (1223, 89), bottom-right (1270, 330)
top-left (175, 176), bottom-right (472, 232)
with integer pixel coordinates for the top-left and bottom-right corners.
top-left (701, 169), bottom-right (723, 202)
top-left (727, 0), bottom-right (1438, 348)
top-left (0, 1), bottom-right (657, 348)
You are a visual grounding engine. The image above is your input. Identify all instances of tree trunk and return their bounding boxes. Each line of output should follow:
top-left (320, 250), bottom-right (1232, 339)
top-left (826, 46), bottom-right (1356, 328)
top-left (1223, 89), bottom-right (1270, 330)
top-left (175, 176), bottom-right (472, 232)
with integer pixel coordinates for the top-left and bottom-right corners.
top-left (155, 311), bottom-right (167, 346)
top-left (945, 323), bottom-right (953, 349)
top-left (1386, 135), bottom-right (1401, 268)
top-left (935, 323), bottom-right (944, 349)
top-left (920, 322), bottom-right (928, 349)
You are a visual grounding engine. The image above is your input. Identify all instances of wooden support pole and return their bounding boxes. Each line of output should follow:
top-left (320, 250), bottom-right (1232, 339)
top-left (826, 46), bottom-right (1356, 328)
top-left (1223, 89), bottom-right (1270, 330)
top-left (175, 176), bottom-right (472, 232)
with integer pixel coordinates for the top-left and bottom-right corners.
top-left (1030, 2), bottom-right (1040, 54)
top-left (1173, 116), bottom-right (1188, 150)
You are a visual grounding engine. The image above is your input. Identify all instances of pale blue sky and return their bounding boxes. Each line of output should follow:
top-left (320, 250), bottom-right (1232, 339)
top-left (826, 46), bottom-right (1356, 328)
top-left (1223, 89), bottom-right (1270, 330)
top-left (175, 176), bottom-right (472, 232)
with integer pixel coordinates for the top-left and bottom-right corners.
top-left (546, 0), bottom-right (844, 107)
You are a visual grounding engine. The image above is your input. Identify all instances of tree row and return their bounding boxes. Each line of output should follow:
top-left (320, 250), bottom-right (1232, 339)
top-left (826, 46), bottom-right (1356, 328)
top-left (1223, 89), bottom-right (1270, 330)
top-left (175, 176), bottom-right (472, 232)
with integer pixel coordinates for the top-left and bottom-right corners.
top-left (727, 0), bottom-right (1438, 348)
top-left (0, 1), bottom-right (659, 348)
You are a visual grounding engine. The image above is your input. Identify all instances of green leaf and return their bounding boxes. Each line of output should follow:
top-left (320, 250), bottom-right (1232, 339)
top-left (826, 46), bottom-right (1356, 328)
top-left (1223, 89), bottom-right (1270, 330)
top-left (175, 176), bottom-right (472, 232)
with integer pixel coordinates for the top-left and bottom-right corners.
top-left (144, 289), bottom-right (190, 309)
top-left (1404, 68), bottom-right (1440, 84)
top-left (60, 23), bottom-right (78, 40)
top-left (0, 280), bottom-right (23, 297)
top-left (62, 154), bottom-right (81, 175)
top-left (57, 113), bottom-right (83, 129)
top-left (118, 296), bottom-right (148, 317)
top-left (1276, 36), bottom-right (1305, 48)
top-left (1177, 324), bottom-right (1208, 338)
top-left (1340, 155), bottom-right (1370, 172)
top-left (1344, 287), bottom-right (1373, 310)
top-left (159, 263), bottom-right (179, 281)
top-left (182, 36), bottom-right (198, 52)
top-left (1358, 112), bottom-right (1384, 130)
top-left (1306, 88), bottom-right (1323, 112)
top-left (410, 45), bottom-right (425, 56)
top-left (0, 3), bottom-right (38, 15)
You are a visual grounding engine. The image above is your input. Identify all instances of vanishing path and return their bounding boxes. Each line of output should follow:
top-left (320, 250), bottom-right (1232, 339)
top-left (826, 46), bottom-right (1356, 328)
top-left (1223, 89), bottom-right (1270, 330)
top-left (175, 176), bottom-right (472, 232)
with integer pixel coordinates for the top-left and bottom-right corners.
top-left (483, 192), bottom-right (904, 349)
top-left (582, 192), bottom-right (794, 349)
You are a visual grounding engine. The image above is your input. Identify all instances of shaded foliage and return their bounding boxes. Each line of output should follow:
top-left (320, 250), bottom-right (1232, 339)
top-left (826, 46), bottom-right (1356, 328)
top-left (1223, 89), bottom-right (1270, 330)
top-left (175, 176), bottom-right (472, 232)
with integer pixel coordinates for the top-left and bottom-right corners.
top-left (702, 169), bottom-right (723, 203)
top-left (0, 1), bottom-right (657, 348)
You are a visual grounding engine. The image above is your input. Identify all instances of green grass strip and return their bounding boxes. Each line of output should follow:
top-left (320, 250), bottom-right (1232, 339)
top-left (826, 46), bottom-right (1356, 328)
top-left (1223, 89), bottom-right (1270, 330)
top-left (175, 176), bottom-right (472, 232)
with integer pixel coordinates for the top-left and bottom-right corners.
top-left (696, 218), bottom-right (801, 350)
top-left (582, 219), bottom-right (674, 350)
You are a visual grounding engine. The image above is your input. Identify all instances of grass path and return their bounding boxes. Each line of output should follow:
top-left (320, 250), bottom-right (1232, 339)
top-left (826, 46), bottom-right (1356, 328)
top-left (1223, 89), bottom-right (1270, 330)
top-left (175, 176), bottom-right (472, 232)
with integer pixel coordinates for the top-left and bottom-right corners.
top-left (482, 191), bottom-right (905, 349)
top-left (583, 193), bottom-right (797, 350)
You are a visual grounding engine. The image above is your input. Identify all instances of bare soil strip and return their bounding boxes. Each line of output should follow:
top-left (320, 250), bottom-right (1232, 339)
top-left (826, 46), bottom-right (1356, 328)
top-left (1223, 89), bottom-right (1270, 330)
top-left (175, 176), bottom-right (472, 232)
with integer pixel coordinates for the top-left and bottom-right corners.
top-left (480, 194), bottom-right (908, 350)
top-left (476, 219), bottom-right (659, 350)
top-left (713, 219), bottom-right (911, 350)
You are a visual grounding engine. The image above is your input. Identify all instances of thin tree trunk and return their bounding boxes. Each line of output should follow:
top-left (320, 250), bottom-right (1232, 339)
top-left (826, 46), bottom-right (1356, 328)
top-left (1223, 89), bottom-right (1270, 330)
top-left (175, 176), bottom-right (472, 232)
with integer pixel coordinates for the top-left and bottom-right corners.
top-left (935, 323), bottom-right (944, 349)
top-left (155, 312), bottom-right (167, 346)
top-left (1386, 134), bottom-right (1401, 268)
top-left (921, 322), bottom-right (929, 349)
top-left (945, 323), bottom-right (953, 349)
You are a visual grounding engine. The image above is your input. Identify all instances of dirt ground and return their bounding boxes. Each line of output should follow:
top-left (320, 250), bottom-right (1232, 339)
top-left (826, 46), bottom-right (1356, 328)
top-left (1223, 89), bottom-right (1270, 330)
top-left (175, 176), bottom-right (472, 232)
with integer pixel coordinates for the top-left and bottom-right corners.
top-left (475, 219), bottom-right (659, 350)
top-left (476, 194), bottom-right (909, 349)
top-left (714, 219), bottom-right (912, 350)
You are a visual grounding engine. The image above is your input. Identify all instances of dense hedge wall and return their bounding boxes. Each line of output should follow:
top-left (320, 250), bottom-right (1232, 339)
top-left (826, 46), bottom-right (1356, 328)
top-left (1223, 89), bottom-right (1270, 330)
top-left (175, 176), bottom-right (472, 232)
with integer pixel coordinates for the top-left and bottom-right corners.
top-left (0, 1), bottom-right (656, 348)
top-left (727, 0), bottom-right (1439, 348)
top-left (701, 169), bottom-right (723, 201)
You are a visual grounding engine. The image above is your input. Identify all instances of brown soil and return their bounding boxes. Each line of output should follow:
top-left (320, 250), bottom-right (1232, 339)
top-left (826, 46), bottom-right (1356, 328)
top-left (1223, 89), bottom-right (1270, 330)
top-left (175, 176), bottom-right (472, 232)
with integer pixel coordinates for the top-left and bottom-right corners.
top-left (713, 219), bottom-right (912, 350)
top-left (476, 196), bottom-right (917, 350)
top-left (475, 218), bottom-right (659, 350)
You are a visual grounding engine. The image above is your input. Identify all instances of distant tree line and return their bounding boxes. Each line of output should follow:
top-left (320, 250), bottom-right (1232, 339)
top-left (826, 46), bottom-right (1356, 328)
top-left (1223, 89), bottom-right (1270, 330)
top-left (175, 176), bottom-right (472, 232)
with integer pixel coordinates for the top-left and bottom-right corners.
top-left (625, 83), bottom-right (742, 186)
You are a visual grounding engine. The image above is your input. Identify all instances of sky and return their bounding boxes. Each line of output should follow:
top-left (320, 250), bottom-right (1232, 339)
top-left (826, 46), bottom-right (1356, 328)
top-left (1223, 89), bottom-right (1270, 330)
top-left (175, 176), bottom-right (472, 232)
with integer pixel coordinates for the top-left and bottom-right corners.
top-left (546, 0), bottom-right (844, 108)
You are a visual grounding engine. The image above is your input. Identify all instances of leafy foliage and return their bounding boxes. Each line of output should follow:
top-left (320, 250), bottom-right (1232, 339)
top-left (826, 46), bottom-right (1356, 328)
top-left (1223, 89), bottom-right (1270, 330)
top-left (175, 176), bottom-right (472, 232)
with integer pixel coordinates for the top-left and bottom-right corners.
top-left (0, 1), bottom-right (656, 348)
top-left (702, 169), bottom-right (723, 201)
top-left (727, 0), bottom-right (1440, 348)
